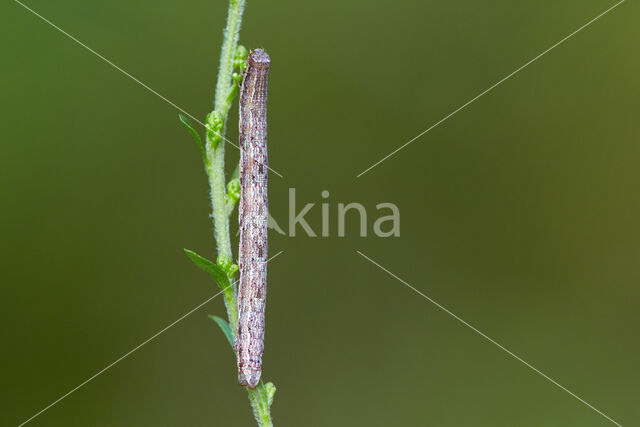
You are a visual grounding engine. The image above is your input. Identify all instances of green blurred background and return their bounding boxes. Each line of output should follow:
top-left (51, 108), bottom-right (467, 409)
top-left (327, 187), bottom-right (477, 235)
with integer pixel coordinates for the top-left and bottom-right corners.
top-left (1, 0), bottom-right (638, 425)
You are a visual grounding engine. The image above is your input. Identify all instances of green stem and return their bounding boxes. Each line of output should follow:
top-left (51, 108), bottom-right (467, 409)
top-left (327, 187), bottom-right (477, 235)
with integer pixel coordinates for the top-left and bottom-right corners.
top-left (206, 0), bottom-right (246, 262)
top-left (214, 0), bottom-right (245, 114)
top-left (206, 145), bottom-right (232, 260)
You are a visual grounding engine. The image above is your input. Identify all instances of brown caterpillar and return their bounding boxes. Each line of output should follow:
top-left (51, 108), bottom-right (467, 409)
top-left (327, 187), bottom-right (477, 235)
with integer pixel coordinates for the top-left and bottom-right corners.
top-left (235, 49), bottom-right (270, 388)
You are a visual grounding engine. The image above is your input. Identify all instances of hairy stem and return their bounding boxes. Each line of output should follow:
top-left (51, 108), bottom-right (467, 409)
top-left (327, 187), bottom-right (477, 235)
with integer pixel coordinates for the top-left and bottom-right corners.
top-left (206, 0), bottom-right (246, 263)
top-left (214, 0), bottom-right (245, 114)
top-left (207, 146), bottom-right (232, 260)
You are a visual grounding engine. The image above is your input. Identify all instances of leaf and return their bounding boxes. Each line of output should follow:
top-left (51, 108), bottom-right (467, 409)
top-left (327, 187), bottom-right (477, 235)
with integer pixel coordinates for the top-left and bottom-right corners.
top-left (264, 382), bottom-right (276, 407)
top-left (179, 114), bottom-right (207, 164)
top-left (184, 249), bottom-right (230, 291)
top-left (230, 163), bottom-right (240, 181)
top-left (208, 315), bottom-right (235, 348)
top-left (184, 249), bottom-right (238, 327)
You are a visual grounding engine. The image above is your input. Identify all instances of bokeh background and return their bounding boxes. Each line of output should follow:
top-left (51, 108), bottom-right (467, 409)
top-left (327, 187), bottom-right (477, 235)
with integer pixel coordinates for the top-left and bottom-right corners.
top-left (1, 0), bottom-right (638, 425)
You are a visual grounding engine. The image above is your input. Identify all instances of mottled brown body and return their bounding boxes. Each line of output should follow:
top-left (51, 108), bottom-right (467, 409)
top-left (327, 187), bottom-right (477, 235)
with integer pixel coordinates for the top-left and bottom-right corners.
top-left (236, 49), bottom-right (270, 389)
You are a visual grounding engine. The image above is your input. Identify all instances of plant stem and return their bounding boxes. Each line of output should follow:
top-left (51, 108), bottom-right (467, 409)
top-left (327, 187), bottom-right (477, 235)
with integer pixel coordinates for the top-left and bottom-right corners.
top-left (206, 0), bottom-right (246, 263)
top-left (214, 0), bottom-right (245, 114)
top-left (206, 148), bottom-right (232, 260)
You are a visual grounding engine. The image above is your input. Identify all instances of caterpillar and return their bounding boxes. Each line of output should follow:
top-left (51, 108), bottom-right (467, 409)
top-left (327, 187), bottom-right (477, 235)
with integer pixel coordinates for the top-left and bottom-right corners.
top-left (235, 49), bottom-right (270, 389)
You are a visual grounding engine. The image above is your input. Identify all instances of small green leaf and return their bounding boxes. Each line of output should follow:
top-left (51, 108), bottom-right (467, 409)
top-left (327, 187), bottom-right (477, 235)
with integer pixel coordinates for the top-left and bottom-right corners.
top-left (226, 263), bottom-right (239, 277)
top-left (230, 163), bottom-right (240, 181)
top-left (206, 111), bottom-right (224, 149)
top-left (265, 382), bottom-right (276, 407)
top-left (234, 45), bottom-right (249, 69)
top-left (184, 249), bottom-right (238, 327)
top-left (225, 177), bottom-right (242, 218)
top-left (208, 315), bottom-right (234, 348)
top-left (185, 249), bottom-right (230, 290)
top-left (179, 114), bottom-right (207, 163)
top-left (227, 178), bottom-right (241, 197)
